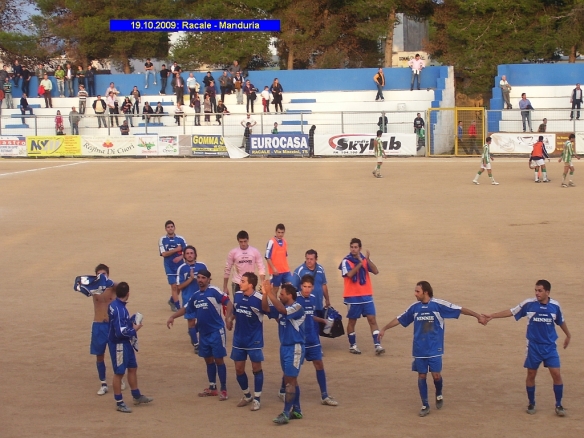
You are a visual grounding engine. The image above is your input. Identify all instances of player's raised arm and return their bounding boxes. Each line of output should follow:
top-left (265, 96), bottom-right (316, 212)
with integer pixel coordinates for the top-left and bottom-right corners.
top-left (365, 251), bottom-right (380, 275)
top-left (262, 279), bottom-right (286, 314)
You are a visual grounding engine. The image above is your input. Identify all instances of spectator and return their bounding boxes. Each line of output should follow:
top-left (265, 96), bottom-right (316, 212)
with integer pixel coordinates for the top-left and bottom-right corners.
top-left (233, 71), bottom-right (244, 105)
top-left (55, 65), bottom-right (65, 97)
top-left (92, 94), bottom-right (107, 128)
top-left (12, 60), bottom-right (22, 87)
top-left (269, 78), bottom-right (283, 113)
top-left (3, 77), bottom-right (13, 109)
top-left (175, 72), bottom-right (185, 105)
top-left (76, 65), bottom-right (86, 91)
top-left (40, 73), bottom-right (53, 108)
top-left (144, 58), bottom-right (156, 88)
top-left (86, 66), bottom-right (96, 96)
top-left (65, 63), bottom-right (75, 97)
top-left (0, 88), bottom-right (4, 115)
top-left (413, 112), bottom-right (424, 135)
top-left (203, 71), bottom-right (215, 88)
top-left (242, 122), bottom-right (252, 153)
top-left (243, 80), bottom-right (257, 113)
top-left (21, 66), bottom-right (31, 96)
top-left (216, 100), bottom-right (229, 125)
top-left (538, 118), bottom-right (547, 133)
top-left (35, 64), bottom-right (46, 95)
top-left (142, 101), bottom-right (154, 123)
top-left (373, 68), bottom-right (385, 101)
top-left (78, 84), bottom-right (88, 115)
top-left (500, 75), bottom-right (512, 109)
top-left (105, 82), bottom-right (120, 97)
top-left (570, 83), bottom-right (582, 121)
top-left (408, 54), bottom-right (424, 91)
top-left (55, 110), bottom-right (65, 135)
top-left (154, 101), bottom-right (164, 124)
top-left (228, 60), bottom-right (242, 78)
top-left (240, 113), bottom-right (257, 136)
top-left (458, 121), bottom-right (465, 153)
top-left (159, 64), bottom-right (170, 95)
top-left (377, 113), bottom-right (388, 133)
top-left (20, 93), bottom-right (34, 124)
top-left (187, 73), bottom-right (199, 101)
top-left (0, 66), bottom-right (8, 85)
top-left (120, 120), bottom-right (130, 135)
top-left (122, 97), bottom-right (134, 127)
top-left (468, 120), bottom-right (479, 154)
top-left (203, 93), bottom-right (212, 124)
top-left (106, 92), bottom-right (119, 127)
top-left (69, 106), bottom-right (81, 135)
top-left (205, 80), bottom-right (217, 113)
top-left (170, 62), bottom-right (180, 92)
top-left (219, 70), bottom-right (231, 102)
top-left (174, 103), bottom-right (184, 126)
top-left (131, 86), bottom-right (141, 114)
top-left (519, 93), bottom-right (534, 132)
top-left (261, 86), bottom-right (271, 112)
top-left (272, 122), bottom-right (279, 134)
top-left (191, 94), bottom-right (201, 126)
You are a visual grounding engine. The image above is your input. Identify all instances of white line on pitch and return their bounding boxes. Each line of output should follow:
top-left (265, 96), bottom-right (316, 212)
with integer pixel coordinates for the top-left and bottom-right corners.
top-left (0, 161), bottom-right (88, 177)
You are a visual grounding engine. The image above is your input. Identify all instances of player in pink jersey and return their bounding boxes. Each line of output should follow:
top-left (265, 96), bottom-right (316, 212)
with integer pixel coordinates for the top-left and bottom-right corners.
top-left (223, 230), bottom-right (266, 296)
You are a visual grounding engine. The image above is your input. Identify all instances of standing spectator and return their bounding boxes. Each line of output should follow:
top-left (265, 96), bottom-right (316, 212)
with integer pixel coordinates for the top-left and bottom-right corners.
top-left (76, 65), bottom-right (86, 90)
top-left (144, 58), bottom-right (156, 88)
top-left (271, 122), bottom-right (278, 134)
top-left (228, 60), bottom-right (242, 80)
top-left (106, 92), bottom-right (119, 127)
top-left (468, 120), bottom-right (479, 155)
top-left (203, 71), bottom-right (215, 88)
top-left (174, 72), bottom-right (185, 105)
top-left (206, 80), bottom-right (217, 113)
top-left (261, 86), bottom-right (271, 113)
top-left (86, 66), bottom-right (96, 97)
top-left (233, 71), bottom-right (244, 105)
top-left (170, 62), bottom-right (180, 92)
top-left (373, 68), bottom-right (385, 101)
top-left (519, 93), bottom-right (534, 132)
top-left (187, 73), bottom-right (199, 101)
top-left (377, 113), bottom-right (388, 134)
top-left (35, 64), bottom-right (46, 96)
top-left (3, 77), bottom-right (13, 109)
top-left (12, 60), bottom-right (22, 87)
top-left (55, 110), bottom-right (65, 135)
top-left (219, 70), bottom-right (231, 102)
top-left (142, 101), bottom-right (154, 124)
top-left (65, 63), bottom-right (75, 97)
top-left (203, 93), bottom-right (212, 124)
top-left (408, 54), bottom-right (424, 91)
top-left (121, 97), bottom-right (134, 127)
top-left (159, 64), bottom-right (170, 95)
top-left (191, 94), bottom-right (201, 126)
top-left (78, 84), bottom-right (88, 115)
top-left (0, 88), bottom-right (4, 114)
top-left (216, 100), bottom-right (228, 125)
top-left (413, 112), bottom-right (424, 136)
top-left (243, 80), bottom-right (257, 114)
top-left (40, 73), bottom-right (53, 108)
top-left (21, 66), bottom-right (31, 96)
top-left (174, 103), bottom-right (184, 126)
top-left (19, 93), bottom-right (34, 124)
top-left (270, 78), bottom-right (283, 113)
top-left (120, 120), bottom-right (130, 135)
top-left (538, 118), bottom-right (547, 133)
top-left (241, 113), bottom-right (257, 131)
top-left (153, 101), bottom-right (164, 124)
top-left (69, 107), bottom-right (81, 135)
top-left (105, 82), bottom-right (120, 97)
top-left (500, 75), bottom-right (512, 109)
top-left (55, 65), bottom-right (65, 97)
top-left (0, 65), bottom-right (8, 85)
top-left (457, 121), bottom-right (465, 153)
top-left (131, 86), bottom-right (141, 114)
top-left (241, 115), bottom-right (256, 151)
top-left (570, 83), bottom-right (582, 121)
top-left (92, 95), bottom-right (107, 128)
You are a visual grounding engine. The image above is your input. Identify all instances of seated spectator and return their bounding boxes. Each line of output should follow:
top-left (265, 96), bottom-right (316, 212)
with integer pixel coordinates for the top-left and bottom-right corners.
top-left (538, 118), bottom-right (547, 133)
top-left (154, 102), bottom-right (164, 123)
top-left (174, 103), bottom-right (184, 126)
top-left (142, 101), bottom-right (154, 123)
top-left (20, 93), bottom-right (34, 124)
top-left (216, 100), bottom-right (229, 125)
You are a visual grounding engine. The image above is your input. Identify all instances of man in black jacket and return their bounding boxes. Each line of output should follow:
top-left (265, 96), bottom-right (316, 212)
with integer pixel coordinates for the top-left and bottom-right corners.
top-left (570, 83), bottom-right (582, 121)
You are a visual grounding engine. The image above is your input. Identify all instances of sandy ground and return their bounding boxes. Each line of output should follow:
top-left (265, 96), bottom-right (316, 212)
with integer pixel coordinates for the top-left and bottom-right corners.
top-left (0, 157), bottom-right (583, 438)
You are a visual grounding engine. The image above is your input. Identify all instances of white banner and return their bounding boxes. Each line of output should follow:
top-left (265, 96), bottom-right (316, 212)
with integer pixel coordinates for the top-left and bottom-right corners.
top-left (81, 136), bottom-right (159, 156)
top-left (158, 136), bottom-right (179, 156)
top-left (576, 132), bottom-right (584, 154)
top-left (490, 133), bottom-right (556, 154)
top-left (0, 136), bottom-right (27, 156)
top-left (314, 133), bottom-right (417, 156)
top-left (224, 137), bottom-right (249, 159)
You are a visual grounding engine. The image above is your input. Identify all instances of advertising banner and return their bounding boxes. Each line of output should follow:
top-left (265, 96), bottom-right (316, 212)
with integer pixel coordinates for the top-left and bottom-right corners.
top-left (576, 132), bottom-right (584, 154)
top-left (314, 133), bottom-right (416, 156)
top-left (27, 136), bottom-right (82, 156)
top-left (158, 136), bottom-right (179, 156)
top-left (248, 134), bottom-right (309, 157)
top-left (178, 135), bottom-right (193, 156)
top-left (81, 136), bottom-right (159, 156)
top-left (0, 136), bottom-right (26, 156)
top-left (489, 133), bottom-right (556, 155)
top-left (191, 135), bottom-right (228, 156)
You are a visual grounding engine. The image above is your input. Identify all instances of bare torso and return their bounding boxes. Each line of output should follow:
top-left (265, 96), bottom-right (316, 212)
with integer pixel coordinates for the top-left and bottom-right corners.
top-left (93, 288), bottom-right (115, 322)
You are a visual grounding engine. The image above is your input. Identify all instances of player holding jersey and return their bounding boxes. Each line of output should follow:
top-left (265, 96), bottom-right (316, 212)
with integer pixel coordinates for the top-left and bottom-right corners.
top-left (224, 230), bottom-right (265, 296)
top-left (485, 280), bottom-right (571, 417)
top-left (265, 223), bottom-right (292, 292)
top-left (262, 280), bottom-right (305, 425)
top-left (379, 281), bottom-right (486, 417)
top-left (176, 245), bottom-right (207, 353)
top-left (158, 220), bottom-right (187, 312)
top-left (472, 136), bottom-right (499, 185)
top-left (167, 269), bottom-right (233, 401)
top-left (292, 249), bottom-right (330, 318)
top-left (226, 272), bottom-right (265, 411)
top-left (559, 134), bottom-right (579, 187)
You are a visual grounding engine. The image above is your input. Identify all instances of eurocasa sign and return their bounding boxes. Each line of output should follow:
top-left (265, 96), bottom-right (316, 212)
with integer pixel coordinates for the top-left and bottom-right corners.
top-left (320, 134), bottom-right (416, 155)
top-left (249, 134), bottom-right (308, 156)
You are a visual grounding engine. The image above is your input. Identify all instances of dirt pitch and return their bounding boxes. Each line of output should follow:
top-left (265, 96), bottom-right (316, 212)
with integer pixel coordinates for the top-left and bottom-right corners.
top-left (0, 157), bottom-right (583, 438)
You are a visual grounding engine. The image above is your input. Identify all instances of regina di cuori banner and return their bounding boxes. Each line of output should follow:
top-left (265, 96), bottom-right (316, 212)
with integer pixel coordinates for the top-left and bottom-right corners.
top-left (314, 133), bottom-right (416, 156)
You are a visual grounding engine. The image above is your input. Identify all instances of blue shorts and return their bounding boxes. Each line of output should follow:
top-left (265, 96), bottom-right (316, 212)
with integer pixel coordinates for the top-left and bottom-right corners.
top-left (164, 263), bottom-right (179, 285)
top-left (346, 301), bottom-right (376, 319)
top-left (230, 347), bottom-right (264, 363)
top-left (271, 272), bottom-right (293, 287)
top-left (198, 328), bottom-right (227, 359)
top-left (90, 322), bottom-right (109, 356)
top-left (304, 345), bottom-right (323, 362)
top-left (412, 356), bottom-right (443, 374)
top-left (524, 341), bottom-right (560, 369)
top-left (280, 343), bottom-right (305, 377)
top-left (182, 291), bottom-right (196, 319)
top-left (108, 341), bottom-right (137, 375)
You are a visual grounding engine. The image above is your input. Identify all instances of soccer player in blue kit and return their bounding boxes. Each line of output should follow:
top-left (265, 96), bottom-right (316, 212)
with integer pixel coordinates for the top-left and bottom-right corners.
top-left (262, 279), bottom-right (305, 425)
top-left (379, 281), bottom-right (486, 417)
top-left (176, 245), bottom-right (207, 353)
top-left (292, 250), bottom-right (331, 318)
top-left (167, 269), bottom-right (233, 401)
top-left (158, 220), bottom-right (187, 312)
top-left (485, 280), bottom-right (571, 417)
top-left (226, 272), bottom-right (265, 411)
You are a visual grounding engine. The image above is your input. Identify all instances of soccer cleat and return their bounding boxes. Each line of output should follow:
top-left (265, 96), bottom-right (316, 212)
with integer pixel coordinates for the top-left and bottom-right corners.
top-left (116, 403), bottom-right (132, 413)
top-left (121, 380), bottom-right (126, 391)
top-left (534, 180), bottom-right (541, 183)
top-left (349, 344), bottom-right (362, 354)
top-left (569, 181), bottom-right (575, 187)
top-left (290, 410), bottom-right (303, 420)
top-left (321, 396), bottom-right (339, 406)
top-left (562, 183), bottom-right (568, 188)
top-left (526, 404), bottom-right (536, 415)
top-left (543, 179), bottom-right (551, 183)
top-left (473, 180), bottom-right (479, 185)
top-left (198, 387), bottom-right (218, 397)
top-left (491, 181), bottom-right (499, 185)
top-left (218, 390), bottom-right (229, 401)
top-left (273, 412), bottom-right (289, 425)
top-left (419, 406), bottom-right (430, 417)
top-left (168, 298), bottom-right (177, 312)
top-left (193, 343), bottom-right (199, 354)
top-left (555, 406), bottom-right (566, 417)
top-left (375, 345), bottom-right (386, 355)
top-left (375, 174), bottom-right (383, 178)
top-left (251, 399), bottom-right (261, 411)
top-left (278, 391), bottom-right (285, 402)
top-left (97, 385), bottom-right (108, 396)
top-left (133, 395), bottom-right (153, 405)
top-left (372, 170), bottom-right (376, 176)
top-left (436, 395), bottom-right (444, 409)
top-left (237, 396), bottom-right (253, 407)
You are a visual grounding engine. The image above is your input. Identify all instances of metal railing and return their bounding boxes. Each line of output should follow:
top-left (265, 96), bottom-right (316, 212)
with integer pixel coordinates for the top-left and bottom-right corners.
top-left (486, 108), bottom-right (582, 134)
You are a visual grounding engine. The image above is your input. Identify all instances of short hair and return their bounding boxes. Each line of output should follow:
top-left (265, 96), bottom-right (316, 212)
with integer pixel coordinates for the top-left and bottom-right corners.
top-left (95, 263), bottom-right (110, 275)
top-left (276, 223), bottom-right (285, 231)
top-left (282, 284), bottom-right (297, 300)
top-left (536, 279), bottom-right (551, 291)
top-left (242, 272), bottom-right (258, 289)
top-left (116, 282), bottom-right (130, 298)
top-left (305, 249), bottom-right (318, 259)
top-left (543, 118), bottom-right (547, 121)
top-left (350, 238), bottom-right (362, 247)
top-left (569, 134), bottom-right (575, 139)
top-left (300, 274), bottom-right (314, 285)
top-left (184, 245), bottom-right (197, 256)
top-left (377, 130), bottom-right (383, 136)
top-left (417, 280), bottom-right (433, 297)
top-left (237, 230), bottom-right (249, 240)
top-left (415, 53), bottom-right (420, 57)
top-left (162, 64), bottom-right (166, 67)
top-left (538, 135), bottom-right (544, 141)
top-left (165, 220), bottom-right (175, 227)
top-left (486, 136), bottom-right (492, 142)
top-left (521, 93), bottom-right (526, 97)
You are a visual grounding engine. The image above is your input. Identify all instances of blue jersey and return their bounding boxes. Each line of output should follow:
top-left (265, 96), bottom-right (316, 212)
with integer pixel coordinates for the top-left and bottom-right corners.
top-left (397, 298), bottom-right (462, 358)
top-left (176, 261), bottom-right (207, 306)
top-left (293, 263), bottom-right (328, 310)
top-left (267, 300), bottom-right (305, 346)
top-left (108, 298), bottom-right (137, 343)
top-left (185, 286), bottom-right (230, 335)
top-left (159, 234), bottom-right (187, 272)
top-left (511, 298), bottom-right (564, 346)
top-left (75, 273), bottom-right (114, 297)
top-left (297, 294), bottom-right (320, 347)
top-left (232, 291), bottom-right (265, 349)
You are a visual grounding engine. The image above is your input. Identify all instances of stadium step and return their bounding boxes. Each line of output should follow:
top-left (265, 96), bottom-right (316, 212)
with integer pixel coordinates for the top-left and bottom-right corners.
top-left (290, 99), bottom-right (316, 103)
top-left (5, 124), bottom-right (29, 129)
top-left (11, 114), bottom-right (35, 118)
top-left (137, 122), bottom-right (164, 127)
top-left (281, 120), bottom-right (308, 125)
top-left (285, 109), bottom-right (312, 114)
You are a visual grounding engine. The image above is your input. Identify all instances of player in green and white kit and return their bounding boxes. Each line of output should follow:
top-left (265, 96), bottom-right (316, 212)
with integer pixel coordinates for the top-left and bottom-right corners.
top-left (558, 134), bottom-right (579, 188)
top-left (372, 130), bottom-right (386, 178)
top-left (472, 136), bottom-right (499, 185)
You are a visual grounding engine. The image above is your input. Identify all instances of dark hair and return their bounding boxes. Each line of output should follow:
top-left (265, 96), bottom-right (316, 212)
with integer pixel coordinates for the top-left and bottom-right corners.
top-left (184, 245), bottom-right (197, 257)
top-left (165, 220), bottom-right (175, 227)
top-left (305, 249), bottom-right (318, 259)
top-left (95, 264), bottom-right (109, 275)
top-left (417, 281), bottom-right (434, 297)
top-left (350, 238), bottom-right (362, 248)
top-left (376, 130), bottom-right (383, 136)
top-left (569, 134), bottom-right (575, 139)
top-left (242, 272), bottom-right (258, 289)
top-left (116, 282), bottom-right (130, 298)
top-left (538, 136), bottom-right (544, 141)
top-left (237, 230), bottom-right (249, 240)
top-left (276, 223), bottom-right (285, 231)
top-left (300, 274), bottom-right (314, 285)
top-left (486, 136), bottom-right (492, 142)
top-left (536, 279), bottom-right (551, 292)
top-left (282, 284), bottom-right (297, 300)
